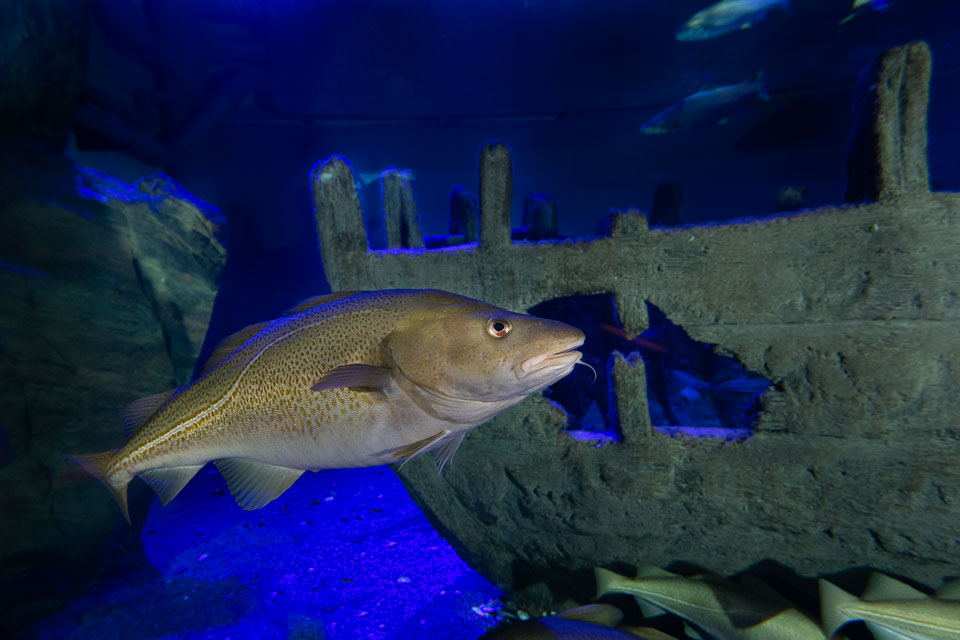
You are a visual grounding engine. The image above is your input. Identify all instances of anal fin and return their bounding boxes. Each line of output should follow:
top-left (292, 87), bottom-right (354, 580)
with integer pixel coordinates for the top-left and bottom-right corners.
top-left (215, 458), bottom-right (304, 510)
top-left (138, 464), bottom-right (205, 505)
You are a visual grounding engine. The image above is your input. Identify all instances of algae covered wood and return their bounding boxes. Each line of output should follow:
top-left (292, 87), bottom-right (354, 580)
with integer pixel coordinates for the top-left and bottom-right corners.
top-left (313, 41), bottom-right (959, 611)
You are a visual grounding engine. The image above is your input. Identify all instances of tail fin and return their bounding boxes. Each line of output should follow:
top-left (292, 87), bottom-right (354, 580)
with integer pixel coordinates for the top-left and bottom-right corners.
top-left (69, 450), bottom-right (131, 523)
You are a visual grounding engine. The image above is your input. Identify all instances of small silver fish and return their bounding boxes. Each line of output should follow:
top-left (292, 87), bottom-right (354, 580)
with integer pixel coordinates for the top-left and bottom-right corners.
top-left (71, 289), bottom-right (584, 522)
top-left (676, 0), bottom-right (790, 41)
top-left (640, 73), bottom-right (769, 135)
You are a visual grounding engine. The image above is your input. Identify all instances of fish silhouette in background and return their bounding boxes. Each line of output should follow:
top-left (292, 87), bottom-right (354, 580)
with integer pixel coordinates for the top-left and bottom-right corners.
top-left (820, 573), bottom-right (960, 639)
top-left (675, 0), bottom-right (790, 41)
top-left (595, 566), bottom-right (828, 639)
top-left (71, 289), bottom-right (584, 522)
top-left (640, 73), bottom-right (770, 135)
top-left (477, 603), bottom-right (679, 639)
top-left (839, 0), bottom-right (893, 25)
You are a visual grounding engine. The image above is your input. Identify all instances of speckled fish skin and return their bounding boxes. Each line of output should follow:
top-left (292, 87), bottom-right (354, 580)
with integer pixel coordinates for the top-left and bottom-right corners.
top-left (595, 567), bottom-right (828, 640)
top-left (71, 289), bottom-right (585, 521)
top-left (820, 576), bottom-right (960, 640)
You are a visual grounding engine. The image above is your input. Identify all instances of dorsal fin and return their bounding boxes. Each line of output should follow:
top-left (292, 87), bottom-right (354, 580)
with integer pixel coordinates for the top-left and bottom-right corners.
top-left (120, 389), bottom-right (180, 438)
top-left (863, 572), bottom-right (929, 601)
top-left (636, 566), bottom-right (678, 579)
top-left (554, 603), bottom-right (622, 627)
top-left (199, 321), bottom-right (271, 377)
top-left (937, 579), bottom-right (960, 600)
top-left (282, 291), bottom-right (360, 316)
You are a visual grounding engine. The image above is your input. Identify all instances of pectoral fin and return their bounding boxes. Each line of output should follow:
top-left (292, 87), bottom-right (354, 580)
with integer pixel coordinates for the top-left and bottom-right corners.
top-left (312, 364), bottom-right (393, 393)
top-left (138, 464), bottom-right (205, 505)
top-left (215, 458), bottom-right (304, 510)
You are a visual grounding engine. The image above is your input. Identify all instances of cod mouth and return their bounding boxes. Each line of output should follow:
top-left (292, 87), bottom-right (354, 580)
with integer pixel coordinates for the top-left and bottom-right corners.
top-left (516, 337), bottom-right (585, 378)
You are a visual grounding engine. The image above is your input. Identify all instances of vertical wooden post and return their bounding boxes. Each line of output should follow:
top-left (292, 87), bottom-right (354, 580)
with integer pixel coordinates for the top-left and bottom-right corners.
top-left (382, 169), bottom-right (424, 249)
top-left (845, 41), bottom-right (931, 202)
top-left (479, 142), bottom-right (513, 250)
top-left (310, 155), bottom-right (368, 259)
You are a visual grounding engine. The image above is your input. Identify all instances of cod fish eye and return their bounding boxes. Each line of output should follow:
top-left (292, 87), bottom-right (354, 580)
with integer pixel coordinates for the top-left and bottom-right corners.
top-left (486, 317), bottom-right (511, 338)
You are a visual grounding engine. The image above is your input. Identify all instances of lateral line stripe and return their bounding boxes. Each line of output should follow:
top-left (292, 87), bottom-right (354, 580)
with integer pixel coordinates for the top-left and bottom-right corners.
top-left (127, 312), bottom-right (343, 463)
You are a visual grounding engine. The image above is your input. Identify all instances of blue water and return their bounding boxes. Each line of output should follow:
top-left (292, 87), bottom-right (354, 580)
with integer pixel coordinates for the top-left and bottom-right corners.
top-left (28, 466), bottom-right (500, 640)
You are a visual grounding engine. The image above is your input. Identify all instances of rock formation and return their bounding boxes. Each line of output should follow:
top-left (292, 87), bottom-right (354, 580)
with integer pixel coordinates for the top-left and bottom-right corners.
top-left (0, 139), bottom-right (226, 630)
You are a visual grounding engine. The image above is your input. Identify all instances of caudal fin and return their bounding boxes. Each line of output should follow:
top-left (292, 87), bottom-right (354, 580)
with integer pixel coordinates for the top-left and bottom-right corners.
top-left (69, 450), bottom-right (131, 523)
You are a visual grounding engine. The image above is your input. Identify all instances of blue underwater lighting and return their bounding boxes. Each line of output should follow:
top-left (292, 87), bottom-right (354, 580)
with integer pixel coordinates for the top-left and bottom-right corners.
top-left (28, 466), bottom-right (501, 640)
top-left (531, 294), bottom-right (772, 441)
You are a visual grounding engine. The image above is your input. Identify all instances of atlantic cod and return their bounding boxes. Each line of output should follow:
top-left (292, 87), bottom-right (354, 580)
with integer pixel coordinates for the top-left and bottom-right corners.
top-left (595, 566), bottom-right (827, 640)
top-left (640, 73), bottom-right (769, 135)
top-left (821, 573), bottom-right (960, 640)
top-left (71, 289), bottom-right (585, 522)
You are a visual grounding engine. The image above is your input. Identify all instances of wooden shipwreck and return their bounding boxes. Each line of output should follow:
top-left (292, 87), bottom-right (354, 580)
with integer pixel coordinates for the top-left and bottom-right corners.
top-left (311, 41), bottom-right (958, 608)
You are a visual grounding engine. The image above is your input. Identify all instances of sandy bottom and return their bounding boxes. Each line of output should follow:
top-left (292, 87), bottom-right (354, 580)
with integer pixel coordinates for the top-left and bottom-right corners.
top-left (28, 466), bottom-right (501, 640)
